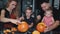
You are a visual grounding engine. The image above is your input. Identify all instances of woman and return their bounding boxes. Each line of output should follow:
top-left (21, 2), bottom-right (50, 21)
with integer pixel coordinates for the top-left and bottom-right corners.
top-left (0, 0), bottom-right (21, 29)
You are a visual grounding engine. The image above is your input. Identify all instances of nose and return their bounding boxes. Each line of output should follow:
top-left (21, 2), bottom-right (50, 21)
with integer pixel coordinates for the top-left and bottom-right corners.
top-left (13, 5), bottom-right (16, 9)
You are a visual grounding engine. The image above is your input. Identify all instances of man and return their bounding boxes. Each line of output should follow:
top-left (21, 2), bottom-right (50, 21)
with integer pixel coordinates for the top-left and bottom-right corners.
top-left (38, 1), bottom-right (60, 34)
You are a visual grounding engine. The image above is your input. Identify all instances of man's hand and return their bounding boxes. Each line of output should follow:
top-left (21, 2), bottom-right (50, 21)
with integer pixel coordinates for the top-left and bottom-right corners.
top-left (44, 20), bottom-right (59, 33)
top-left (44, 27), bottom-right (49, 33)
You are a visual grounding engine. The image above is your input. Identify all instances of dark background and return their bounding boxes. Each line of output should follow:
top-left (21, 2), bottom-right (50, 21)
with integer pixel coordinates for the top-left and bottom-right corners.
top-left (0, 0), bottom-right (59, 34)
top-left (0, 0), bottom-right (59, 17)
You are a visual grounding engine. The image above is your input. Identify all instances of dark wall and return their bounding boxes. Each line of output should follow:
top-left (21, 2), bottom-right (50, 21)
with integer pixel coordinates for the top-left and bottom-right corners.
top-left (0, 0), bottom-right (59, 17)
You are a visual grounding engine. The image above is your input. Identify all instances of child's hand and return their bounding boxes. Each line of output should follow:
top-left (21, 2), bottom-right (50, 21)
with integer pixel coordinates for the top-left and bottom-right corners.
top-left (29, 25), bottom-right (32, 28)
top-left (29, 23), bottom-right (33, 28)
top-left (19, 17), bottom-right (24, 21)
top-left (37, 15), bottom-right (41, 20)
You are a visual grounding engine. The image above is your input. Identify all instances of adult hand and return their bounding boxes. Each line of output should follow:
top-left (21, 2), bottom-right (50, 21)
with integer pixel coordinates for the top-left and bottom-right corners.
top-left (10, 19), bottom-right (21, 25)
top-left (44, 20), bottom-right (59, 33)
top-left (44, 27), bottom-right (49, 33)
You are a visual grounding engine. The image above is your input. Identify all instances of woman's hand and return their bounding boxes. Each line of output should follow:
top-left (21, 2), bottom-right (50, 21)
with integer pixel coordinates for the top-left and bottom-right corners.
top-left (10, 19), bottom-right (21, 25)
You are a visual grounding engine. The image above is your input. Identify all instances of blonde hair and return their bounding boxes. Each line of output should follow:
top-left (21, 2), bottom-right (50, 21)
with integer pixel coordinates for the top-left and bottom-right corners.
top-left (6, 0), bottom-right (19, 18)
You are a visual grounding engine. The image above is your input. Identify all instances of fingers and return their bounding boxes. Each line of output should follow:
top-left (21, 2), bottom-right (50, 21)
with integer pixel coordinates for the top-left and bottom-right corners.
top-left (44, 27), bottom-right (49, 33)
top-left (10, 19), bottom-right (21, 25)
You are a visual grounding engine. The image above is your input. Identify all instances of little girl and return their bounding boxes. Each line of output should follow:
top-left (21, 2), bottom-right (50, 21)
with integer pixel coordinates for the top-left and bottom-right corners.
top-left (42, 10), bottom-right (54, 27)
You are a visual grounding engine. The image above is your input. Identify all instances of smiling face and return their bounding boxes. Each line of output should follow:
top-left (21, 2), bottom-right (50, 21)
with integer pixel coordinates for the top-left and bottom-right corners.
top-left (8, 1), bottom-right (17, 10)
top-left (41, 2), bottom-right (51, 11)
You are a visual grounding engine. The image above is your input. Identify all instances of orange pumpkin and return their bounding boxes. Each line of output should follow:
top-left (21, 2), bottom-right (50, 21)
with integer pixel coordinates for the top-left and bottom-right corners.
top-left (36, 22), bottom-right (46, 32)
top-left (11, 27), bottom-right (17, 31)
top-left (17, 21), bottom-right (29, 32)
top-left (32, 30), bottom-right (40, 34)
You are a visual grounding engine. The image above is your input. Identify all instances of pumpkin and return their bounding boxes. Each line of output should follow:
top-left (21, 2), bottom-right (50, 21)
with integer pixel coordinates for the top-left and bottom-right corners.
top-left (11, 27), bottom-right (17, 31)
top-left (17, 21), bottom-right (29, 32)
top-left (36, 22), bottom-right (46, 32)
top-left (32, 30), bottom-right (40, 34)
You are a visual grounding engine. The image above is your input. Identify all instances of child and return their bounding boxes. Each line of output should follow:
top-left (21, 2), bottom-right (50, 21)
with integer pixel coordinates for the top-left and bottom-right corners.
top-left (42, 10), bottom-right (54, 27)
top-left (20, 7), bottom-right (35, 34)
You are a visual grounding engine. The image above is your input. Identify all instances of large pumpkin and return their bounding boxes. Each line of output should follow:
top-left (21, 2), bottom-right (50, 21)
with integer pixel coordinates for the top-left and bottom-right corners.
top-left (17, 21), bottom-right (29, 32)
top-left (32, 30), bottom-right (40, 34)
top-left (36, 22), bottom-right (46, 32)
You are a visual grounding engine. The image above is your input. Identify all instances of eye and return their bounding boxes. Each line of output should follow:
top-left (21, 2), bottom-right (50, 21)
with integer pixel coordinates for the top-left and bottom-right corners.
top-left (12, 4), bottom-right (16, 6)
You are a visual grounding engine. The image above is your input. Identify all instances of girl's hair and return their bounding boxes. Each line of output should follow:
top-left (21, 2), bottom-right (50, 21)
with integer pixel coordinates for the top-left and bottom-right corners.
top-left (6, 0), bottom-right (18, 8)
top-left (6, 0), bottom-right (19, 18)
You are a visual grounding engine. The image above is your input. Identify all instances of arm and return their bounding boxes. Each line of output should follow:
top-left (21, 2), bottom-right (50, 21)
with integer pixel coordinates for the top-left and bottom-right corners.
top-left (42, 17), bottom-right (44, 22)
top-left (1, 10), bottom-right (21, 25)
top-left (44, 20), bottom-right (59, 32)
top-left (0, 16), bottom-right (1, 21)
top-left (49, 17), bottom-right (55, 25)
top-left (44, 17), bottom-right (59, 32)
top-left (48, 20), bottom-right (59, 31)
top-left (19, 16), bottom-right (25, 21)
top-left (1, 10), bottom-right (10, 22)
top-left (51, 17), bottom-right (54, 24)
